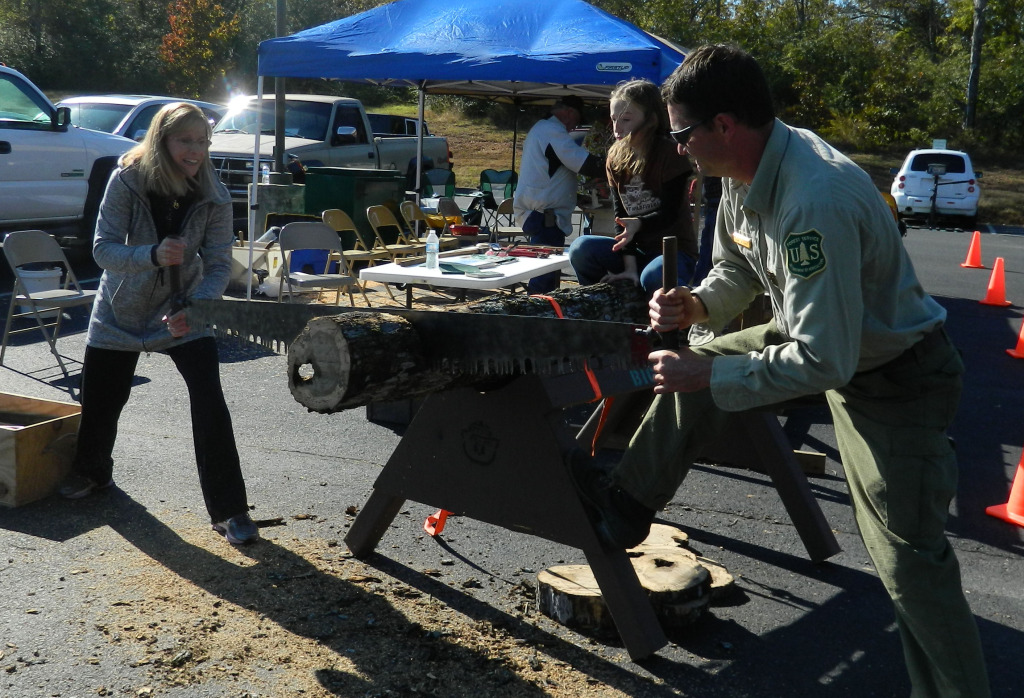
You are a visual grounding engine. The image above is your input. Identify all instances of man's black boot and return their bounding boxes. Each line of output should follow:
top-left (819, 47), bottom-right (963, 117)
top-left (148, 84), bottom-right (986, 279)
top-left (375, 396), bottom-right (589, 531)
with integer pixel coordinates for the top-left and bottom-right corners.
top-left (566, 449), bottom-right (656, 549)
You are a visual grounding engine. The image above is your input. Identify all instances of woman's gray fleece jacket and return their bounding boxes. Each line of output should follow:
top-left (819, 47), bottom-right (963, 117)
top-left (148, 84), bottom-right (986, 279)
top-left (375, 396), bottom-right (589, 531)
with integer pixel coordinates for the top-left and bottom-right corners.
top-left (86, 164), bottom-right (233, 353)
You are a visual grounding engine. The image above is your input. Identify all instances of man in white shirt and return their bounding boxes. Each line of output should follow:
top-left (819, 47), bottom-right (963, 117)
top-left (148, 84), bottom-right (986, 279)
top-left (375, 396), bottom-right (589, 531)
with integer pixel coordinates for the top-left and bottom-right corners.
top-left (513, 96), bottom-right (604, 293)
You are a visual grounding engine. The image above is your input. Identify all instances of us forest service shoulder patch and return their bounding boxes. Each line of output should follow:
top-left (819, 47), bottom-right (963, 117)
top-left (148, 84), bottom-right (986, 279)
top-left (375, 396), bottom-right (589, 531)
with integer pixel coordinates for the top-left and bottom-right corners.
top-left (784, 229), bottom-right (826, 279)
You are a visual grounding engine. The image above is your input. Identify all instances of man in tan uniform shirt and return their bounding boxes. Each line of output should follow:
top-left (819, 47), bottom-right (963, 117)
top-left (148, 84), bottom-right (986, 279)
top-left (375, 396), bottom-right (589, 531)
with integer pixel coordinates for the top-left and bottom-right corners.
top-left (571, 45), bottom-right (989, 697)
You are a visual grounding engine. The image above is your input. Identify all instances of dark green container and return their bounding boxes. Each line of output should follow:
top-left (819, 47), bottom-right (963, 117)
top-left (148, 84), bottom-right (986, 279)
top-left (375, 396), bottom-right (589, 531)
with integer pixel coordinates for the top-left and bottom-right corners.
top-left (303, 167), bottom-right (406, 249)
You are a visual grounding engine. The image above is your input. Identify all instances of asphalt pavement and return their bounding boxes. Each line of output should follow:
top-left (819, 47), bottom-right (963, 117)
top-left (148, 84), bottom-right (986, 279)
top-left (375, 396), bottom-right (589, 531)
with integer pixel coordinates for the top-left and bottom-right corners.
top-left (0, 227), bottom-right (1021, 697)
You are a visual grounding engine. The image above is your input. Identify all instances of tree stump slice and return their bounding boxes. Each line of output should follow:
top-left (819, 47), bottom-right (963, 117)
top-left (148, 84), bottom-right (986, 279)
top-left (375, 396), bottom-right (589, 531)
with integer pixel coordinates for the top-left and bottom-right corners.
top-left (536, 565), bottom-right (612, 636)
top-left (694, 556), bottom-right (737, 601)
top-left (631, 547), bottom-right (737, 601)
top-left (630, 524), bottom-right (737, 601)
top-left (537, 550), bottom-right (712, 635)
top-left (631, 523), bottom-right (690, 551)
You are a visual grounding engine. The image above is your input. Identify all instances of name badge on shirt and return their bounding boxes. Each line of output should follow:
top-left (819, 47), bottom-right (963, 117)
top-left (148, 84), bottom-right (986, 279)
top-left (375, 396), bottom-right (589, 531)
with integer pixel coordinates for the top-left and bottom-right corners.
top-left (732, 231), bottom-right (752, 249)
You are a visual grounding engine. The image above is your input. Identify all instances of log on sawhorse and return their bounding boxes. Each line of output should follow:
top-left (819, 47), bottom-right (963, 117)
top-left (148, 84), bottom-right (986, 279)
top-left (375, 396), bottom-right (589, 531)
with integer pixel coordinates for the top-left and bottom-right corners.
top-left (345, 373), bottom-right (670, 661)
top-left (575, 391), bottom-right (841, 564)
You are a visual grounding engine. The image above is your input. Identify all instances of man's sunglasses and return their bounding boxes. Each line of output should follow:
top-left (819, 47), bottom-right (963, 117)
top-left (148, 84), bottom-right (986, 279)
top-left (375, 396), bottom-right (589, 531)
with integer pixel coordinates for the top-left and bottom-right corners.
top-left (669, 119), bottom-right (708, 145)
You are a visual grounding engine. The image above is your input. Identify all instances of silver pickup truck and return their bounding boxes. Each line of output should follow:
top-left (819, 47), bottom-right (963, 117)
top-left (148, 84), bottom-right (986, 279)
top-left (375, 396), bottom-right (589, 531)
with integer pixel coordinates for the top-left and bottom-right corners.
top-left (209, 95), bottom-right (451, 215)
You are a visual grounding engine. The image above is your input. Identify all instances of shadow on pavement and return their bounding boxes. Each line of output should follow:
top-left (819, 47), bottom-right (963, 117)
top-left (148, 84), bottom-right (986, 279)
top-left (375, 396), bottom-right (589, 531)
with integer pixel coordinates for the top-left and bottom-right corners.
top-left (1, 488), bottom-right (680, 696)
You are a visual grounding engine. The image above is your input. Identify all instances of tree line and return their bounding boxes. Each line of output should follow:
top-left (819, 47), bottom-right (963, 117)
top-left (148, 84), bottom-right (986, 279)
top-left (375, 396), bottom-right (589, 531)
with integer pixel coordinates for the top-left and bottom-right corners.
top-left (2, 0), bottom-right (1022, 155)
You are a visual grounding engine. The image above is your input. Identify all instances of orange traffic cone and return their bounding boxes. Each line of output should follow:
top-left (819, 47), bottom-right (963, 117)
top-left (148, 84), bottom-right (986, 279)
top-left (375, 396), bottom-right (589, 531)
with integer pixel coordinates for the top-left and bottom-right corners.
top-left (980, 257), bottom-right (1012, 307)
top-left (960, 230), bottom-right (985, 269)
top-left (986, 453), bottom-right (1024, 527)
top-left (1007, 317), bottom-right (1024, 359)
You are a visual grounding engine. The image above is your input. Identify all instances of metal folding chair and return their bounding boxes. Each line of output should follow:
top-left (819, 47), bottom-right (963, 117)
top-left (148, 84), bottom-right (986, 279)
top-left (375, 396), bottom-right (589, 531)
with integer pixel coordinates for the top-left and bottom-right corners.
top-left (491, 197), bottom-right (526, 244)
top-left (1, 230), bottom-right (97, 377)
top-left (321, 209), bottom-right (392, 307)
top-left (398, 200), bottom-right (458, 249)
top-left (276, 222), bottom-right (358, 306)
top-left (366, 205), bottom-right (425, 261)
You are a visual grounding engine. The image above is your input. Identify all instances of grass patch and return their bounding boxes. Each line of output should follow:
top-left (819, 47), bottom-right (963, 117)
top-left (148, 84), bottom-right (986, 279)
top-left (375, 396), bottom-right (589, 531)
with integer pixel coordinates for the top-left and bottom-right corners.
top-left (383, 104), bottom-right (524, 191)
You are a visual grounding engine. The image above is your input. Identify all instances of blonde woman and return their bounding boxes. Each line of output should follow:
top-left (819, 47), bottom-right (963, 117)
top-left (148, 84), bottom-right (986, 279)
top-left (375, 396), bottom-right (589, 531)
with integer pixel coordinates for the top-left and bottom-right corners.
top-left (59, 102), bottom-right (257, 546)
top-left (568, 79), bottom-right (695, 294)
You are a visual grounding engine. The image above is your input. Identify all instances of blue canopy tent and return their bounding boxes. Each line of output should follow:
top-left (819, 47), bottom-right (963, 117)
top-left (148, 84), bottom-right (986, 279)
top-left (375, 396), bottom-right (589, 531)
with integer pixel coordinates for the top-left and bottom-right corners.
top-left (257, 0), bottom-right (686, 102)
top-left (243, 0), bottom-right (686, 294)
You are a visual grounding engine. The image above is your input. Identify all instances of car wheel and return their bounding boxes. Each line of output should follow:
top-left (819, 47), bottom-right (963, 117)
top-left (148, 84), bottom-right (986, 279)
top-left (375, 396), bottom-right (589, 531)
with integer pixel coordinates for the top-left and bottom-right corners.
top-left (80, 156), bottom-right (120, 242)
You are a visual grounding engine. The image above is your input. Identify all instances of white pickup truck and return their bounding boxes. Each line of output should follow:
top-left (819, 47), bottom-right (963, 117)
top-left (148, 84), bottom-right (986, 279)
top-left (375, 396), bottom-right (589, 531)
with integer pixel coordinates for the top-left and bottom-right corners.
top-left (0, 65), bottom-right (134, 247)
top-left (208, 94), bottom-right (451, 219)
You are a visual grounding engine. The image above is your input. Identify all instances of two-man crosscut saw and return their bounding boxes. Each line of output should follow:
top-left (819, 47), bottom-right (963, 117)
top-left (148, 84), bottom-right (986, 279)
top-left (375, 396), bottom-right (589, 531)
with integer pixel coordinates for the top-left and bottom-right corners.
top-left (189, 298), bottom-right (656, 378)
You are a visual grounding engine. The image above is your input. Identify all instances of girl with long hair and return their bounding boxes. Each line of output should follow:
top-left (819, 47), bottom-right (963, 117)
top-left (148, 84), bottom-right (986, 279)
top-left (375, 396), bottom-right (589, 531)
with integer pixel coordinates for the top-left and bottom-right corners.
top-left (568, 79), bottom-right (697, 294)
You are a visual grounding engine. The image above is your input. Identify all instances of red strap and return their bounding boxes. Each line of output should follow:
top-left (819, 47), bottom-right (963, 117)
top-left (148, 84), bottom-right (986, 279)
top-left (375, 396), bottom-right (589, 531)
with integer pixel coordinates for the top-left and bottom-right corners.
top-left (423, 508), bottom-right (450, 536)
top-left (530, 294), bottom-right (603, 402)
top-left (590, 396), bottom-right (616, 456)
top-left (530, 294), bottom-right (564, 318)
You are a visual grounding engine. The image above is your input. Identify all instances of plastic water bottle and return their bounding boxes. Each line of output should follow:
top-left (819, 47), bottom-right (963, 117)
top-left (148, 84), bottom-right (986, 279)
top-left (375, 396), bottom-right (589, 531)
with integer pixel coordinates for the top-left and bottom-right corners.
top-left (425, 229), bottom-right (439, 270)
top-left (260, 164), bottom-right (270, 184)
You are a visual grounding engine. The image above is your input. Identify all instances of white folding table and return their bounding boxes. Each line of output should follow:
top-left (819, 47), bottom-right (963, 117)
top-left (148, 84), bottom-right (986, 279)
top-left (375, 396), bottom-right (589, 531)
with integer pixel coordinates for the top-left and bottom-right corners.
top-left (359, 253), bottom-right (570, 307)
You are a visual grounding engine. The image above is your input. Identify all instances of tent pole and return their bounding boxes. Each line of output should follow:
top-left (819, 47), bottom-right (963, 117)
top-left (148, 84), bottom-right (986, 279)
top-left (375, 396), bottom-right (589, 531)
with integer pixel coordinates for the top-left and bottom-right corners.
top-left (274, 0), bottom-right (287, 175)
top-left (247, 75), bottom-right (265, 301)
top-left (415, 86), bottom-right (426, 213)
top-left (511, 99), bottom-right (520, 172)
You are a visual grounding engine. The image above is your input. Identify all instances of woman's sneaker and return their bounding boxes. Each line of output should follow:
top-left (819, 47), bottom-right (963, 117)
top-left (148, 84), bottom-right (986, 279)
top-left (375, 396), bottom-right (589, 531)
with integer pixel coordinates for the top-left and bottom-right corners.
top-left (212, 513), bottom-right (259, 545)
top-left (58, 473), bottom-right (114, 500)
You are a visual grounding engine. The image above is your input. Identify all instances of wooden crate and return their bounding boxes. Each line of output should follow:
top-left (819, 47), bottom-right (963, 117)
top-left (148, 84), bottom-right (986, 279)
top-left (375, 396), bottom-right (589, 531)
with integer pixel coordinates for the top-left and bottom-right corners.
top-left (0, 392), bottom-right (81, 507)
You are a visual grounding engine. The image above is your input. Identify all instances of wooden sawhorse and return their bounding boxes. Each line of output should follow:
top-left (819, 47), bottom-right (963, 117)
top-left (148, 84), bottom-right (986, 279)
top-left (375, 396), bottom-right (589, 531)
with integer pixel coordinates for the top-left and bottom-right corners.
top-left (576, 391), bottom-right (840, 564)
top-left (346, 374), bottom-right (840, 661)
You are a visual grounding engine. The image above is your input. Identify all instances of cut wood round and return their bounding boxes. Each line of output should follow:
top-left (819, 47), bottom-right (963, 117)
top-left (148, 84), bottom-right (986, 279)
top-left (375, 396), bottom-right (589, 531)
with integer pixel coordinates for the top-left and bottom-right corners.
top-left (694, 556), bottom-right (737, 601)
top-left (630, 547), bottom-right (737, 603)
top-left (631, 524), bottom-right (736, 602)
top-left (537, 551), bottom-right (712, 635)
top-left (288, 312), bottom-right (456, 413)
top-left (536, 565), bottom-right (612, 636)
top-left (632, 522), bottom-right (690, 551)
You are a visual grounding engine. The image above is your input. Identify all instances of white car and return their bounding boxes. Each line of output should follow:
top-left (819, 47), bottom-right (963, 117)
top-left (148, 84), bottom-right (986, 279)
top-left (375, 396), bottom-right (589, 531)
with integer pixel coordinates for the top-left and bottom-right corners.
top-left (58, 95), bottom-right (225, 141)
top-left (890, 149), bottom-right (982, 226)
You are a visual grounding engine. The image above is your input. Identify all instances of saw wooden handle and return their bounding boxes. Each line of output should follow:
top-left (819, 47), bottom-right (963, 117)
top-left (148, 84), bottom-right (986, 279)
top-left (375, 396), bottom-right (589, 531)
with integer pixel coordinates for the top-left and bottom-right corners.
top-left (661, 236), bottom-right (680, 350)
top-left (167, 235), bottom-right (187, 314)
